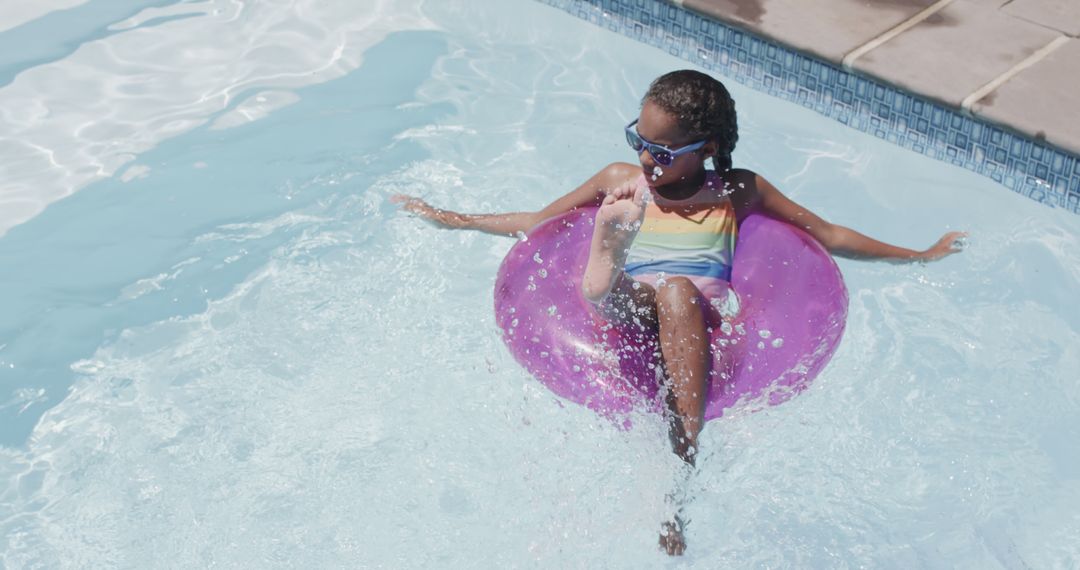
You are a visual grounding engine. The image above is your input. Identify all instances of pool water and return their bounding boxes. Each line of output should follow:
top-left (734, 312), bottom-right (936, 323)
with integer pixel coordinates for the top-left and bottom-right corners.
top-left (2, 0), bottom-right (1079, 567)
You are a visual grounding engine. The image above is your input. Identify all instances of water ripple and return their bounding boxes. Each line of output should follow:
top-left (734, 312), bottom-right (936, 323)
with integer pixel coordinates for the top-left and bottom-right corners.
top-left (0, 0), bottom-right (435, 236)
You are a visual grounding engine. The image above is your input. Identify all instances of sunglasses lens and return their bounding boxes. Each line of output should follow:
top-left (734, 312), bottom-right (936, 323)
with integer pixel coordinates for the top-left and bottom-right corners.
top-left (651, 147), bottom-right (673, 165)
top-left (625, 130), bottom-right (643, 151)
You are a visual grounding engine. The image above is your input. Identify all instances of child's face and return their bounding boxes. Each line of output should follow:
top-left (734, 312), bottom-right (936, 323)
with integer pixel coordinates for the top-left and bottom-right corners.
top-left (634, 100), bottom-right (714, 188)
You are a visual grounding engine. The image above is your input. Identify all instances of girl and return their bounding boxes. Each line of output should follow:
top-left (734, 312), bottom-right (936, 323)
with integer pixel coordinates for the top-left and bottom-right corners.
top-left (393, 70), bottom-right (964, 555)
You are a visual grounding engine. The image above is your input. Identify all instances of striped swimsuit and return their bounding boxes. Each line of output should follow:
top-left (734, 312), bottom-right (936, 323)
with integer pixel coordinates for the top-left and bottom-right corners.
top-left (624, 171), bottom-right (737, 282)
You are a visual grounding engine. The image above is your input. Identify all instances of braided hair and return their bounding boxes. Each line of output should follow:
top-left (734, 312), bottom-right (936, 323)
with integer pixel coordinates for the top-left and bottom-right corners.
top-left (642, 70), bottom-right (738, 171)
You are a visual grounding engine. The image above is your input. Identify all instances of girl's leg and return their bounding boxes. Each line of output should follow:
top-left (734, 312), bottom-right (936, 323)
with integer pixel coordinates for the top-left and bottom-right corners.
top-left (581, 196), bottom-right (712, 556)
top-left (602, 274), bottom-right (712, 465)
top-left (653, 276), bottom-right (712, 466)
top-left (597, 272), bottom-right (658, 328)
top-left (640, 276), bottom-right (712, 556)
top-left (581, 185), bottom-right (646, 304)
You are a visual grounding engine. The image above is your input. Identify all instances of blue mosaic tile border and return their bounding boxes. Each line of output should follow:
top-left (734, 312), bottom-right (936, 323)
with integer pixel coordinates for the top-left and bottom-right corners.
top-left (536, 0), bottom-right (1080, 213)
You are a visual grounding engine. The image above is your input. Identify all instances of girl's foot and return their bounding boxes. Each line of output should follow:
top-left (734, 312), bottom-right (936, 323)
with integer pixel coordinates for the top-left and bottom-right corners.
top-left (659, 515), bottom-right (686, 556)
top-left (581, 182), bottom-right (647, 303)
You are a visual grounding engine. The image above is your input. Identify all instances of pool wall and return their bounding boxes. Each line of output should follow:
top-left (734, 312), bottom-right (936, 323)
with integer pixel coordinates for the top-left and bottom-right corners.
top-left (537, 0), bottom-right (1080, 213)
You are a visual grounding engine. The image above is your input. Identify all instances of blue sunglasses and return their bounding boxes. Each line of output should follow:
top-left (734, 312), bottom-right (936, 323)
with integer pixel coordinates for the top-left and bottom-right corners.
top-left (624, 119), bottom-right (707, 166)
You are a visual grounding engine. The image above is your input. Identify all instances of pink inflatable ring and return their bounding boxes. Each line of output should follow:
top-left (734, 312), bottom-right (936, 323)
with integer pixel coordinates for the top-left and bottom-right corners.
top-left (494, 207), bottom-right (848, 422)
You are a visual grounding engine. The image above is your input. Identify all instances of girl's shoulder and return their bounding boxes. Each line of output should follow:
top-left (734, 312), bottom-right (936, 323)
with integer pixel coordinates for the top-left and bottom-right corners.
top-left (715, 168), bottom-right (765, 221)
top-left (601, 162), bottom-right (642, 185)
top-left (712, 168), bottom-right (760, 199)
top-left (715, 167), bottom-right (758, 186)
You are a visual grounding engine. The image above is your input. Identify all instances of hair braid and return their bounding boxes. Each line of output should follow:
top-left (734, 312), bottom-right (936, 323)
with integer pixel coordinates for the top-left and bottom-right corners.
top-left (643, 70), bottom-right (738, 171)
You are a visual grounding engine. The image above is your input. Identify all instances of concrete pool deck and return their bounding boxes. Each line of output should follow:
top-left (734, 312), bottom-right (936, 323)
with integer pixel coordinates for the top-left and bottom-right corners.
top-left (678, 0), bottom-right (1080, 157)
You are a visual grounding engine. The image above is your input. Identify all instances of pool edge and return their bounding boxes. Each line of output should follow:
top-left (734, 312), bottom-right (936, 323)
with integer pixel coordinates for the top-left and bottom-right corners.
top-left (536, 0), bottom-right (1080, 213)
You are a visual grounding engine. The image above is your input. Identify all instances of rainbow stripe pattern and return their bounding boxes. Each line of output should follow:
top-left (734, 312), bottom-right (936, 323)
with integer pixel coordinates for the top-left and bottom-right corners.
top-left (624, 173), bottom-right (738, 281)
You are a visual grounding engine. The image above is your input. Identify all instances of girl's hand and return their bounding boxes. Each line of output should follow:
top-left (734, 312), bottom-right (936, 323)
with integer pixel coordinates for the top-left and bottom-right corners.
top-left (918, 231), bottom-right (967, 261)
top-left (390, 194), bottom-right (462, 229)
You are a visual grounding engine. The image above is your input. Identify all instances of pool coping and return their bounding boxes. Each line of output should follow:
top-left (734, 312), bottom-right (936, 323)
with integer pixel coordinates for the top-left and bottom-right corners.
top-left (536, 0), bottom-right (1080, 213)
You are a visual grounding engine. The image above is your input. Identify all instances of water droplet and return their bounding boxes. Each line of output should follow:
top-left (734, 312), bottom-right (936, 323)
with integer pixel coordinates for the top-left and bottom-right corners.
top-left (758, 329), bottom-right (771, 339)
top-left (651, 165), bottom-right (663, 181)
top-left (532, 252), bottom-right (543, 264)
top-left (757, 341), bottom-right (765, 349)
top-left (547, 305), bottom-right (557, 316)
top-left (734, 324), bottom-right (746, 336)
top-left (771, 338), bottom-right (784, 348)
top-left (538, 269), bottom-right (548, 278)
top-left (720, 322), bottom-right (733, 335)
top-left (516, 231), bottom-right (528, 242)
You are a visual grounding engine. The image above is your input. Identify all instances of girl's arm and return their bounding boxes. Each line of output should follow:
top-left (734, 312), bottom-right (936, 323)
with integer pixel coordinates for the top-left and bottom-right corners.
top-left (391, 162), bottom-right (641, 237)
top-left (734, 171), bottom-right (965, 262)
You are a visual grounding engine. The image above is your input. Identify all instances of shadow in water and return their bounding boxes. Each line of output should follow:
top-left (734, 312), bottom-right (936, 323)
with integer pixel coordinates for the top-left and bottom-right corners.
top-left (0, 30), bottom-right (452, 447)
top-left (0, 0), bottom-right (188, 89)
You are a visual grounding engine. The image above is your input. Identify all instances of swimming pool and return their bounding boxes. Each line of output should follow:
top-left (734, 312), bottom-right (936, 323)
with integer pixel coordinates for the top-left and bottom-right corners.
top-left (2, 0), bottom-right (1078, 566)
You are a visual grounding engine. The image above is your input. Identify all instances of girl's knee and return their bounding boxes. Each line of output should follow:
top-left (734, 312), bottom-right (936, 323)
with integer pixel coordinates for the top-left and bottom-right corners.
top-left (656, 277), bottom-right (704, 315)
